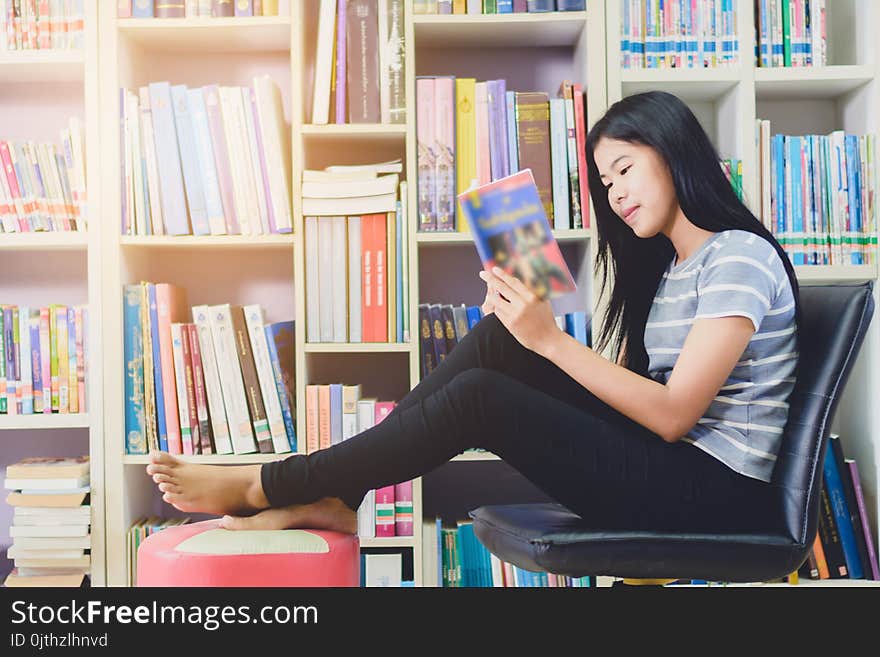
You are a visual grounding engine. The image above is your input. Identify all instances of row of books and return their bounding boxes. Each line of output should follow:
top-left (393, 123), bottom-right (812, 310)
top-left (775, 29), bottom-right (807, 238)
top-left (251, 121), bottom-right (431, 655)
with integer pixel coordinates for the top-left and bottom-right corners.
top-left (621, 0), bottom-right (739, 69)
top-left (721, 158), bottom-right (743, 201)
top-left (123, 283), bottom-right (297, 456)
top-left (755, 123), bottom-right (878, 266)
top-left (417, 77), bottom-right (590, 233)
top-left (311, 0), bottom-right (405, 125)
top-left (126, 517), bottom-right (189, 587)
top-left (359, 552), bottom-right (413, 587)
top-left (357, 480), bottom-right (415, 539)
top-left (116, 0), bottom-right (282, 18)
top-left (0, 304), bottom-right (88, 415)
top-left (3, 456), bottom-right (91, 589)
top-left (418, 302), bottom-right (589, 378)
top-left (798, 434), bottom-right (879, 581)
top-left (120, 78), bottom-right (292, 237)
top-left (1, 0), bottom-right (84, 51)
top-left (0, 120), bottom-right (88, 233)
top-left (305, 204), bottom-right (410, 344)
top-left (414, 0), bottom-right (585, 14)
top-left (756, 0), bottom-right (827, 68)
top-left (423, 519), bottom-right (592, 587)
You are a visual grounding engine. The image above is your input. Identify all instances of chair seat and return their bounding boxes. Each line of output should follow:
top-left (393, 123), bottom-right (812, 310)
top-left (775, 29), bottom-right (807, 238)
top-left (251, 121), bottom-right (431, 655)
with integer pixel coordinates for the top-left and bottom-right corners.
top-left (470, 503), bottom-right (806, 583)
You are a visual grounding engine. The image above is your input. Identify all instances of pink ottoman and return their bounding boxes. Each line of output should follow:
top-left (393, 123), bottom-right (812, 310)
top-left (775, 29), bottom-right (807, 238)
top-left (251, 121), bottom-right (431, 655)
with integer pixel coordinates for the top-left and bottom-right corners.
top-left (137, 519), bottom-right (360, 587)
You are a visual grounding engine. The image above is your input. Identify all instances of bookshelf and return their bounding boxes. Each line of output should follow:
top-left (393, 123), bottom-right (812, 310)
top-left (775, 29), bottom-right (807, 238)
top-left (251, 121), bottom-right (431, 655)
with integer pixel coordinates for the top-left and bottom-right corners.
top-left (0, 1), bottom-right (103, 585)
top-left (605, 0), bottom-right (880, 582)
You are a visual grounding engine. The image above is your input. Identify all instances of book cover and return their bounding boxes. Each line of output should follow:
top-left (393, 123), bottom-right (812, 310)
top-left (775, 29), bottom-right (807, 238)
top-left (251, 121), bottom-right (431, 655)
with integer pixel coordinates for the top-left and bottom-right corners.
top-left (374, 485), bottom-right (395, 537)
top-left (847, 459), bottom-right (880, 580)
top-left (186, 323), bottom-right (214, 455)
top-left (346, 0), bottom-right (380, 123)
top-left (317, 384), bottom-right (331, 450)
top-left (427, 304), bottom-right (447, 366)
top-left (230, 305), bottom-right (273, 453)
top-left (434, 76), bottom-right (456, 232)
top-left (123, 285), bottom-right (146, 454)
top-left (394, 480), bottom-right (413, 536)
top-left (418, 303), bottom-right (435, 378)
top-left (457, 169), bottom-right (576, 300)
top-left (822, 445), bottom-right (863, 578)
top-left (244, 305), bottom-right (291, 454)
top-left (6, 456), bottom-right (89, 480)
top-left (264, 322), bottom-right (297, 452)
top-left (192, 305), bottom-right (233, 455)
top-left (830, 435), bottom-right (872, 580)
top-left (305, 384), bottom-right (319, 454)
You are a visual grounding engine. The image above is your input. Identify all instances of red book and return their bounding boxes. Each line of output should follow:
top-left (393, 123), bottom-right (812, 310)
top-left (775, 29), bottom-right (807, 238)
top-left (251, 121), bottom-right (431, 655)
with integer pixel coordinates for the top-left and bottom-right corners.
top-left (318, 384), bottom-right (331, 450)
top-left (372, 214), bottom-right (388, 342)
top-left (186, 324), bottom-right (213, 455)
top-left (305, 385), bottom-right (319, 454)
top-left (361, 214), bottom-right (388, 342)
top-left (572, 83), bottom-right (590, 228)
top-left (180, 323), bottom-right (201, 455)
top-left (374, 485), bottom-right (396, 538)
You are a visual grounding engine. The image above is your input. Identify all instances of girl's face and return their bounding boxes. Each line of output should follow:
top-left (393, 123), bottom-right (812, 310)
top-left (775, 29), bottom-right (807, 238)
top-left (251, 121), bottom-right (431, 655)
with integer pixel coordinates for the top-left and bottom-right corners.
top-left (593, 137), bottom-right (679, 238)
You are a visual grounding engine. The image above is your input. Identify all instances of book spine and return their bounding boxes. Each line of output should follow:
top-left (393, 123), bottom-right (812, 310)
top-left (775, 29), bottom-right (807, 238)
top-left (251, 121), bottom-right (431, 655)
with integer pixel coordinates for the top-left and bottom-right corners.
top-left (822, 447), bottom-right (863, 578)
top-left (346, 0), bottom-right (380, 123)
top-left (148, 82), bottom-right (189, 235)
top-left (203, 84), bottom-right (238, 234)
top-left (187, 87), bottom-right (226, 236)
top-left (75, 305), bottom-right (85, 412)
top-left (212, 0), bottom-right (233, 16)
top-left (455, 78), bottom-right (477, 207)
top-left (181, 324), bottom-right (203, 454)
top-left (330, 216), bottom-right (348, 342)
top-left (241, 87), bottom-right (271, 234)
top-left (548, 98), bottom-right (569, 230)
top-left (428, 304), bottom-right (447, 365)
top-left (132, 1), bottom-right (154, 20)
top-left (848, 460), bottom-right (880, 580)
top-left (394, 480), bottom-right (413, 536)
top-left (373, 214), bottom-right (387, 342)
top-left (305, 384), bottom-right (319, 454)
top-left (418, 304), bottom-right (434, 378)
top-left (514, 92), bottom-right (553, 222)
top-left (252, 75), bottom-right (292, 233)
top-left (416, 77), bottom-right (437, 231)
top-left (66, 306), bottom-right (77, 414)
top-left (571, 83), bottom-right (589, 228)
top-left (55, 304), bottom-right (68, 413)
top-left (155, 285), bottom-right (183, 454)
top-left (230, 305), bottom-right (273, 453)
top-left (28, 311), bottom-right (42, 414)
top-left (329, 383), bottom-right (342, 446)
top-left (38, 307), bottom-right (50, 414)
top-left (141, 285), bottom-right (158, 451)
top-left (17, 306), bottom-right (31, 415)
top-left (387, 0), bottom-right (406, 124)
top-left (560, 83), bottom-right (581, 230)
top-left (244, 305), bottom-right (290, 454)
top-left (348, 216), bottom-right (362, 342)
top-left (264, 322), bottom-right (297, 453)
top-left (247, 86), bottom-right (276, 234)
top-left (192, 305), bottom-right (233, 455)
top-left (335, 0), bottom-right (347, 124)
top-left (317, 217), bottom-right (334, 342)
top-left (186, 323), bottom-right (213, 455)
top-left (155, 0), bottom-right (185, 17)
top-left (170, 323), bottom-right (194, 455)
top-left (375, 485), bottom-right (395, 537)
top-left (234, 0), bottom-right (252, 16)
top-left (433, 76), bottom-right (456, 232)
top-left (317, 384), bottom-right (330, 450)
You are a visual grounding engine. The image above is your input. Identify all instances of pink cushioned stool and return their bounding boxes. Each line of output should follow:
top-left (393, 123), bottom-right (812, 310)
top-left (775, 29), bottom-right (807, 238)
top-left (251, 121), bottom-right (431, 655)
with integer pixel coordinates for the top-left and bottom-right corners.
top-left (137, 519), bottom-right (360, 587)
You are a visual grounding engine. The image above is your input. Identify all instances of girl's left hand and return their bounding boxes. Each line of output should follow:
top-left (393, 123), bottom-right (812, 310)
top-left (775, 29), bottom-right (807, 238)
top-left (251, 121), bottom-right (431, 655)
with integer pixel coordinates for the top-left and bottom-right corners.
top-left (478, 267), bottom-right (560, 358)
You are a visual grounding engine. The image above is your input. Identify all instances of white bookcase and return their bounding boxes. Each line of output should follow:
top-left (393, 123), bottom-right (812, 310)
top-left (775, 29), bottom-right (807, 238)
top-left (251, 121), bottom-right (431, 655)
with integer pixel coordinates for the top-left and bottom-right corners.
top-left (605, 0), bottom-right (880, 574)
top-left (0, 1), bottom-right (104, 585)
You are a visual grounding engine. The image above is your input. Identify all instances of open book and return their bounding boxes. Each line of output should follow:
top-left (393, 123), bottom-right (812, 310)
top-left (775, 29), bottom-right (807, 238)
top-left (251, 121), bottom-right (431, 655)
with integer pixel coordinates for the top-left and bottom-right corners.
top-left (457, 169), bottom-right (576, 301)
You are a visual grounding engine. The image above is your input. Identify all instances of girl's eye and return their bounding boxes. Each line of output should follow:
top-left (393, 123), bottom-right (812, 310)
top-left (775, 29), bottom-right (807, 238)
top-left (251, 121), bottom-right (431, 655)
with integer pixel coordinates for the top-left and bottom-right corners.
top-left (620, 166), bottom-right (630, 175)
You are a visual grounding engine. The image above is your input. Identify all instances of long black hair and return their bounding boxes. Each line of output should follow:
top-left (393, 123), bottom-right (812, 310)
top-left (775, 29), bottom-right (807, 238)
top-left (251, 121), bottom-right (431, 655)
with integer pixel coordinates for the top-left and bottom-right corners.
top-left (585, 91), bottom-right (801, 375)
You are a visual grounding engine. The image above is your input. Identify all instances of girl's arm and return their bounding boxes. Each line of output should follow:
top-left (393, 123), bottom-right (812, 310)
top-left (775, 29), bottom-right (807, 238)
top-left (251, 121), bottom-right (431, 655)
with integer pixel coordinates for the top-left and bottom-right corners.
top-left (540, 316), bottom-right (755, 442)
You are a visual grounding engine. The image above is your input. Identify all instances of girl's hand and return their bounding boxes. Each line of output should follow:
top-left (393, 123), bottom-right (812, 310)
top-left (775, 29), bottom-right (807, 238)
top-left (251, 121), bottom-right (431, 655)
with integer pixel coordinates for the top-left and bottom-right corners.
top-left (478, 266), bottom-right (560, 357)
top-left (481, 278), bottom-right (496, 316)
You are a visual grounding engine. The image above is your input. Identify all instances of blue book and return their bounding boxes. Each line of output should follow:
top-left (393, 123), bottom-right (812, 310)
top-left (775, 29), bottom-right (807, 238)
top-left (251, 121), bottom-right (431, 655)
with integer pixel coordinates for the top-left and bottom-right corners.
top-left (418, 304), bottom-right (435, 378)
top-left (264, 321), bottom-right (297, 453)
top-left (148, 82), bottom-right (189, 235)
top-left (823, 443), bottom-right (864, 579)
top-left (436, 517), bottom-right (443, 587)
top-left (773, 135), bottom-right (786, 243)
top-left (170, 84), bottom-right (209, 236)
top-left (845, 135), bottom-right (863, 264)
top-left (329, 383), bottom-right (343, 446)
top-left (496, 0), bottom-right (512, 12)
top-left (465, 305), bottom-right (482, 329)
top-left (457, 169), bottom-right (576, 301)
top-left (526, 0), bottom-right (553, 11)
top-left (123, 286), bottom-right (146, 454)
top-left (28, 311), bottom-right (41, 415)
top-left (556, 0), bottom-right (584, 9)
top-left (571, 310), bottom-right (587, 345)
top-left (148, 284), bottom-right (169, 453)
top-left (187, 87), bottom-right (225, 236)
top-left (789, 136), bottom-right (804, 265)
top-left (487, 80), bottom-right (509, 181)
top-left (132, 0), bottom-right (154, 17)
top-left (505, 91), bottom-right (518, 174)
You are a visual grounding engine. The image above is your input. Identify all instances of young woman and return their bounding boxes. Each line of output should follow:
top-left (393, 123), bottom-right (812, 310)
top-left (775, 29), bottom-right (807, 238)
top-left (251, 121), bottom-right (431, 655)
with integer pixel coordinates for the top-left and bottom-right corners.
top-left (147, 91), bottom-right (800, 535)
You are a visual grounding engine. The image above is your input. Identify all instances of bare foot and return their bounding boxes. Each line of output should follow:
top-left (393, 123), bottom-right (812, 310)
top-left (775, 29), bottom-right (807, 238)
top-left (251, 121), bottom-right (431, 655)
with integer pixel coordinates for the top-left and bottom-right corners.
top-left (219, 497), bottom-right (357, 535)
top-left (146, 451), bottom-right (269, 516)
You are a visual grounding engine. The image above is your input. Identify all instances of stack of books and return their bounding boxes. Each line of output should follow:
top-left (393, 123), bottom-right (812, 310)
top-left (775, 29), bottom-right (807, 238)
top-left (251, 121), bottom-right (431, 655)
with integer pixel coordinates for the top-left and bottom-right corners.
top-left (755, 0), bottom-right (827, 68)
top-left (303, 161), bottom-right (409, 344)
top-left (0, 304), bottom-right (88, 416)
top-left (310, 0), bottom-right (405, 125)
top-left (414, 1), bottom-right (585, 14)
top-left (126, 517), bottom-right (189, 586)
top-left (1, 1), bottom-right (85, 50)
top-left (4, 456), bottom-right (91, 588)
top-left (117, 0), bottom-right (282, 18)
top-left (123, 283), bottom-right (297, 456)
top-left (416, 77), bottom-right (589, 232)
top-left (0, 119), bottom-right (88, 233)
top-left (119, 77), bottom-right (292, 237)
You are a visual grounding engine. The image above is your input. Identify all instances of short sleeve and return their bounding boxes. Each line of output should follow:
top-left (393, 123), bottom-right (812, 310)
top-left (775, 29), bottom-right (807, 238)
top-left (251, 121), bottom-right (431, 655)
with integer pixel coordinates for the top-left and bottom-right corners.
top-left (694, 240), bottom-right (780, 332)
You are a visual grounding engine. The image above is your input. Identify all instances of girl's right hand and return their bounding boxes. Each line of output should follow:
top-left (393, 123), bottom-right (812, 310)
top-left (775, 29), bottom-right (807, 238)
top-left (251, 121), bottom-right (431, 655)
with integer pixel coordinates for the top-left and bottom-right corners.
top-left (481, 279), bottom-right (495, 316)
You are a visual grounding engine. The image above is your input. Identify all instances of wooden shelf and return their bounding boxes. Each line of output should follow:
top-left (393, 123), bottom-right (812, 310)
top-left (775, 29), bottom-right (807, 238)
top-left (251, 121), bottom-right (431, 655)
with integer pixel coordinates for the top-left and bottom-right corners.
top-left (119, 234), bottom-right (294, 249)
top-left (795, 264), bottom-right (878, 284)
top-left (413, 12), bottom-right (587, 48)
top-left (117, 17), bottom-right (291, 52)
top-left (123, 453), bottom-right (290, 465)
top-left (360, 536), bottom-right (416, 549)
top-left (304, 342), bottom-right (413, 353)
top-left (621, 67), bottom-right (742, 101)
top-left (0, 50), bottom-right (85, 83)
top-left (417, 228), bottom-right (590, 246)
top-left (755, 65), bottom-right (875, 100)
top-left (0, 414), bottom-right (90, 431)
top-left (0, 232), bottom-right (89, 251)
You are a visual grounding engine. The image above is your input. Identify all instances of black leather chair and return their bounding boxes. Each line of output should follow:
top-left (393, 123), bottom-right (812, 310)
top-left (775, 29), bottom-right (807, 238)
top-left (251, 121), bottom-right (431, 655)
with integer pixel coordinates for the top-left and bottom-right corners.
top-left (469, 283), bottom-right (875, 583)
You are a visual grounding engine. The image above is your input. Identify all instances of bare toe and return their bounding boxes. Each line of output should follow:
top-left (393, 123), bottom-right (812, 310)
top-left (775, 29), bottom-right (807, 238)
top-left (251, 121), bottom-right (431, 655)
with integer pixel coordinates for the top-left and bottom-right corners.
top-left (150, 451), bottom-right (179, 467)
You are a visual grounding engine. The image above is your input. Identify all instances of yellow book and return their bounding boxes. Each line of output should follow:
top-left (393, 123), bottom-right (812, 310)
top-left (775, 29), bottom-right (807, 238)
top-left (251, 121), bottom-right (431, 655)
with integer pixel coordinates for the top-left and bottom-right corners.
top-left (387, 211), bottom-right (397, 342)
top-left (140, 283), bottom-right (158, 453)
top-left (49, 305), bottom-right (58, 411)
top-left (455, 78), bottom-right (476, 234)
top-left (262, 0), bottom-right (279, 15)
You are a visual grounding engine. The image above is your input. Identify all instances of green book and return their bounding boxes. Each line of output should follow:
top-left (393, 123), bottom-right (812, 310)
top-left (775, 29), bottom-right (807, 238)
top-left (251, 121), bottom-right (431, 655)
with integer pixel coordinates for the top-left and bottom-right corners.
top-left (782, 0), bottom-right (792, 67)
top-left (49, 305), bottom-right (59, 412)
top-left (0, 306), bottom-right (6, 414)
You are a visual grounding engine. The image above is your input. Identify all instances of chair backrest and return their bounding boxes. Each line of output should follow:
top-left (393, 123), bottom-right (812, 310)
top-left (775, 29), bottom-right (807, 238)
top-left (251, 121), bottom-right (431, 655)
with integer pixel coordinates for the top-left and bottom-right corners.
top-left (771, 282), bottom-right (874, 547)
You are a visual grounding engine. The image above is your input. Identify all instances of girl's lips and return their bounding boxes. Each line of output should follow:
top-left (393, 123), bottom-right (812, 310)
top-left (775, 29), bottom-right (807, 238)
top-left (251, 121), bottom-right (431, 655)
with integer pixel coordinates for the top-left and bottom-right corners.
top-left (623, 207), bottom-right (639, 224)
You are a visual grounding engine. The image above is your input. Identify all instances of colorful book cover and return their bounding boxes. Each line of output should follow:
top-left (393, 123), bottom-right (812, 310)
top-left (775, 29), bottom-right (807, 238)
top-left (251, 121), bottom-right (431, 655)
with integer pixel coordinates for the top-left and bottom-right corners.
top-left (394, 480), bottom-right (413, 536)
top-left (457, 169), bottom-right (576, 300)
top-left (124, 286), bottom-right (146, 454)
top-left (418, 304), bottom-right (435, 378)
top-left (56, 305), bottom-right (68, 414)
top-left (244, 305), bottom-right (290, 454)
top-left (18, 307), bottom-right (32, 415)
top-left (75, 307), bottom-right (86, 412)
top-left (329, 383), bottom-right (343, 446)
top-left (28, 310), bottom-right (42, 414)
top-left (180, 324), bottom-right (202, 454)
top-left (306, 384), bottom-right (319, 454)
top-left (186, 324), bottom-right (214, 455)
top-left (416, 77), bottom-right (437, 231)
top-left (847, 459), bottom-right (880, 580)
top-left (265, 321), bottom-right (297, 452)
top-left (38, 308), bottom-right (50, 414)
top-left (822, 443), bottom-right (863, 579)
top-left (375, 485), bottom-right (396, 537)
top-left (67, 307), bottom-right (77, 414)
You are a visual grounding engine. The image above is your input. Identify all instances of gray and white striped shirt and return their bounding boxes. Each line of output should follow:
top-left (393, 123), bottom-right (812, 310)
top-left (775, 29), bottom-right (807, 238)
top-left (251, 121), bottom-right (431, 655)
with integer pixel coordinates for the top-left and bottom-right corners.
top-left (645, 229), bottom-right (798, 482)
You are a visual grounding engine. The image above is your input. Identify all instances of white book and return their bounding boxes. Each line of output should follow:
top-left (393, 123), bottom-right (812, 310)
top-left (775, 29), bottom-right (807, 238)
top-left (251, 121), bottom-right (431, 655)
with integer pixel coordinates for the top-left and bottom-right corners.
top-left (7, 547), bottom-right (84, 560)
top-left (198, 0), bottom-right (212, 16)
top-left (18, 305), bottom-right (32, 413)
top-left (12, 536), bottom-right (92, 550)
top-left (421, 519), bottom-right (439, 587)
top-left (18, 485), bottom-right (90, 496)
top-left (305, 216), bottom-right (321, 342)
top-left (301, 174), bottom-right (399, 199)
top-left (356, 398), bottom-right (376, 433)
top-left (185, 0), bottom-right (199, 16)
top-left (378, 0), bottom-right (390, 124)
top-left (186, 87), bottom-right (225, 236)
top-left (192, 305), bottom-right (233, 454)
top-left (11, 515), bottom-right (90, 526)
top-left (5, 476), bottom-right (89, 491)
top-left (0, 158), bottom-right (17, 232)
top-left (347, 216), bottom-right (362, 342)
top-left (218, 86), bottom-right (251, 234)
top-left (170, 323), bottom-right (194, 455)
top-left (228, 87), bottom-right (263, 234)
top-left (318, 217), bottom-right (335, 342)
top-left (241, 86), bottom-right (271, 235)
top-left (253, 74), bottom-right (292, 233)
top-left (364, 553), bottom-right (402, 587)
top-left (207, 304), bottom-right (257, 454)
top-left (400, 180), bottom-right (409, 342)
top-left (342, 415), bottom-right (358, 441)
top-left (10, 525), bottom-right (90, 538)
top-left (342, 383), bottom-right (361, 441)
top-left (331, 216), bottom-right (348, 343)
top-left (357, 489), bottom-right (375, 539)
top-left (139, 87), bottom-right (165, 236)
top-left (489, 553), bottom-right (504, 587)
top-left (311, 0), bottom-right (337, 124)
top-left (128, 90), bottom-right (149, 236)
top-left (302, 170), bottom-right (377, 183)
top-left (324, 159), bottom-right (403, 174)
top-left (302, 193), bottom-right (398, 216)
top-left (243, 304), bottom-right (291, 454)
top-left (15, 555), bottom-right (91, 569)
top-left (67, 117), bottom-right (87, 229)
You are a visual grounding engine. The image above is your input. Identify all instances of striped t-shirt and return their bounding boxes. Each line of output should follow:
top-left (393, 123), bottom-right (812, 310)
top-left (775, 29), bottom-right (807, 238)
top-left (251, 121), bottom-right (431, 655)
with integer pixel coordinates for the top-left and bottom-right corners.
top-left (644, 229), bottom-right (798, 482)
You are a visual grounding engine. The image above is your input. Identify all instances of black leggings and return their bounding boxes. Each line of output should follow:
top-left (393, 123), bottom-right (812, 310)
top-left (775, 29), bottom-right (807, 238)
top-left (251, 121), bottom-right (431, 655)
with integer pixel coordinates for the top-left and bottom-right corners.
top-left (261, 313), bottom-right (779, 532)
